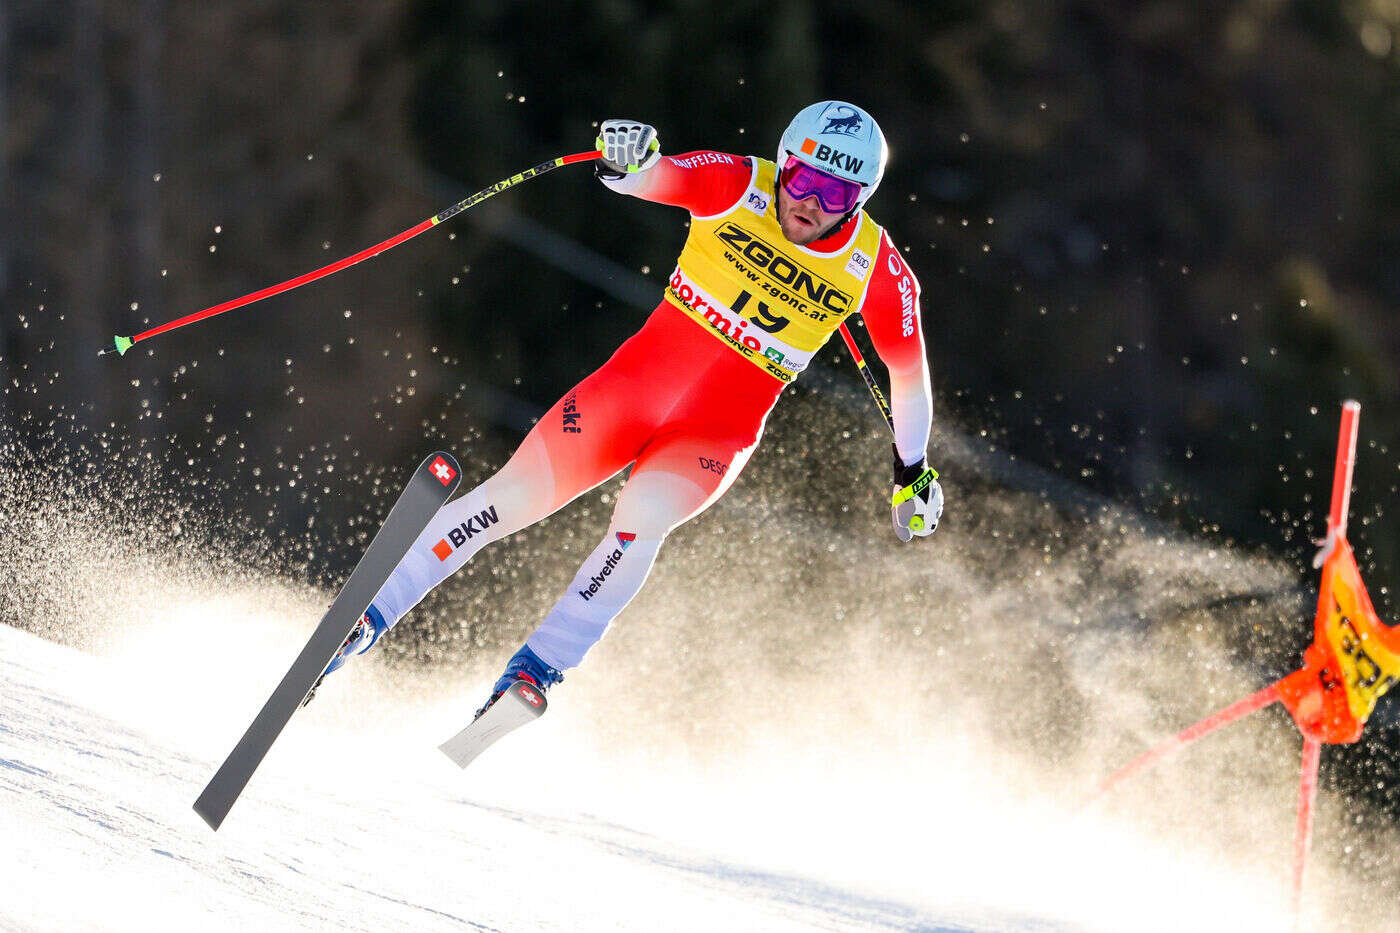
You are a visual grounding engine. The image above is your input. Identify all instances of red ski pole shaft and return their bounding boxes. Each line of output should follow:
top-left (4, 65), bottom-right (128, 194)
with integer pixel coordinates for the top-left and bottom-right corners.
top-left (1313, 400), bottom-right (1361, 568)
top-left (1091, 683), bottom-right (1281, 800)
top-left (1327, 400), bottom-right (1360, 540)
top-left (100, 150), bottom-right (602, 358)
top-left (1291, 736), bottom-right (1322, 925)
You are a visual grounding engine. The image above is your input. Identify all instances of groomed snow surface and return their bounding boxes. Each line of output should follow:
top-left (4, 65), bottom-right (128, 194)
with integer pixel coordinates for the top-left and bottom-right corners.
top-left (0, 585), bottom-right (1327, 933)
top-left (0, 618), bottom-right (985, 932)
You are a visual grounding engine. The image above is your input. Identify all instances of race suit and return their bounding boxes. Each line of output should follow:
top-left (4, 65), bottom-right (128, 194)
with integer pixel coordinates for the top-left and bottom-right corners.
top-left (371, 151), bottom-right (931, 670)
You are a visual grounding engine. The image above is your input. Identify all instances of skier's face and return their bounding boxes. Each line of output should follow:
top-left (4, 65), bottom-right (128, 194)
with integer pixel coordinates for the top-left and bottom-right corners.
top-left (776, 185), bottom-right (845, 245)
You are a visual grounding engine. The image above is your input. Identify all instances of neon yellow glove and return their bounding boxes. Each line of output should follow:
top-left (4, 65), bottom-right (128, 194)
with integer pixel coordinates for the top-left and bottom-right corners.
top-left (891, 447), bottom-right (942, 542)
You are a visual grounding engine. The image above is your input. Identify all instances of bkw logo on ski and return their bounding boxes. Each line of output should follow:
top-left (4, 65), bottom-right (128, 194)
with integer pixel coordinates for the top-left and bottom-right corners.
top-left (577, 532), bottom-right (636, 602)
top-left (431, 506), bottom-right (501, 561)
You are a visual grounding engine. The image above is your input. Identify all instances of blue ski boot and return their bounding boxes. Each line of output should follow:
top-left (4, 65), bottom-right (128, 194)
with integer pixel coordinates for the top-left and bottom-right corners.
top-left (474, 644), bottom-right (563, 720)
top-left (302, 603), bottom-right (389, 706)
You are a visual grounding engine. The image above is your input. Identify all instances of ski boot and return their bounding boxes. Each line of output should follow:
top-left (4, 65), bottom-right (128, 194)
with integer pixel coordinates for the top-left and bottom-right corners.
top-left (302, 603), bottom-right (389, 707)
top-left (473, 644), bottom-right (563, 720)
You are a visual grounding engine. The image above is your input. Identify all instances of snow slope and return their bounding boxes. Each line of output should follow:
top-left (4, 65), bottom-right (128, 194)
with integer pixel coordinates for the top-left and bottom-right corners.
top-left (0, 594), bottom-right (1331, 933)
top-left (0, 444), bottom-right (1377, 931)
top-left (0, 621), bottom-right (1048, 933)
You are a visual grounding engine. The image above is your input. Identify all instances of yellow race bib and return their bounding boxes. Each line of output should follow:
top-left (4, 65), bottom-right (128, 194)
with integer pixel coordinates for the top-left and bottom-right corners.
top-left (665, 157), bottom-right (883, 383)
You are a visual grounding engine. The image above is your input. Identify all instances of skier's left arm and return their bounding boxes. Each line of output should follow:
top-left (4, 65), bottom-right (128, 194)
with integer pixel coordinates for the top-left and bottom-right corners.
top-left (861, 231), bottom-right (943, 540)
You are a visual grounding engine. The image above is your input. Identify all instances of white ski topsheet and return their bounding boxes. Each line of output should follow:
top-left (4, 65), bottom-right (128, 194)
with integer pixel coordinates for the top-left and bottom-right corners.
top-left (439, 679), bottom-right (548, 769)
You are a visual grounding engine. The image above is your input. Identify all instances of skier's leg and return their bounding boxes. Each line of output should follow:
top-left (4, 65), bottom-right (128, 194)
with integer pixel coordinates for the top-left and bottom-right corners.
top-left (370, 303), bottom-right (701, 631)
top-left (371, 432), bottom-right (555, 625)
top-left (474, 303), bottom-right (786, 711)
top-left (524, 425), bottom-right (765, 671)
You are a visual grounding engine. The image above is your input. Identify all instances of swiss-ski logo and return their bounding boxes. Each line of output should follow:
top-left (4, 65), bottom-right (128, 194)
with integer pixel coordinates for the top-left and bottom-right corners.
top-left (562, 393), bottom-right (582, 434)
top-left (430, 456), bottom-right (457, 486)
top-left (518, 685), bottom-right (542, 707)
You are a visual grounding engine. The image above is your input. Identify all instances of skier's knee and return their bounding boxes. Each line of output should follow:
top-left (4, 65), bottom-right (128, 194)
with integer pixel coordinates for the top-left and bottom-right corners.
top-left (611, 470), bottom-right (711, 537)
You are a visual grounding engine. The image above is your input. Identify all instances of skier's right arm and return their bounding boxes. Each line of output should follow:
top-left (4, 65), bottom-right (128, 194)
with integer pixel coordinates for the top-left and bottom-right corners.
top-left (594, 119), bottom-right (750, 215)
top-left (864, 231), bottom-right (942, 541)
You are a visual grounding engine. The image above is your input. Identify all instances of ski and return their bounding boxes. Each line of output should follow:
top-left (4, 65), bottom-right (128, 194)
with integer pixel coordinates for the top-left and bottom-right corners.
top-left (438, 680), bottom-right (547, 769)
top-left (193, 451), bottom-right (462, 831)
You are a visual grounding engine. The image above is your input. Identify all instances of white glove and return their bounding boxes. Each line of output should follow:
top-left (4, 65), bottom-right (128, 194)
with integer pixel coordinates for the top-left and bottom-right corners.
top-left (891, 447), bottom-right (943, 542)
top-left (595, 120), bottom-right (661, 178)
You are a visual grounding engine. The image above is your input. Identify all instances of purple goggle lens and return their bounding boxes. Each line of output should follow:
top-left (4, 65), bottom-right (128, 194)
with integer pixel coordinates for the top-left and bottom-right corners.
top-left (780, 155), bottom-right (864, 214)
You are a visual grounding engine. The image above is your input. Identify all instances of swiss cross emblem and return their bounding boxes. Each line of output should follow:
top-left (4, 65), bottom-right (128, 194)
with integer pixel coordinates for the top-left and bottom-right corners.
top-left (519, 686), bottom-right (541, 707)
top-left (430, 456), bottom-right (456, 486)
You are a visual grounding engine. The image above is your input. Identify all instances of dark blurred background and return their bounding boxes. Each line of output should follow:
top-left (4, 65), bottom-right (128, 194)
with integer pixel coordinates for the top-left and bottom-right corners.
top-left (5, 0), bottom-right (1397, 592)
top-left (3, 0), bottom-right (1400, 815)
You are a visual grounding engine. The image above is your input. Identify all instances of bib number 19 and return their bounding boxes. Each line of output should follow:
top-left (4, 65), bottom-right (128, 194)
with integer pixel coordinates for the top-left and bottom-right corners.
top-left (731, 289), bottom-right (789, 333)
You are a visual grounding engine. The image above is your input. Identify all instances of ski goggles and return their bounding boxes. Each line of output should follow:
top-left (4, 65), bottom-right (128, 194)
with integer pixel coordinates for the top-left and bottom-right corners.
top-left (779, 155), bottom-right (864, 214)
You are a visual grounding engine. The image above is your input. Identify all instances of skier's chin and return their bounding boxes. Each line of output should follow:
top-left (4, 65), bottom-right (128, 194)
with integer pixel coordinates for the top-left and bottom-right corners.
top-left (781, 214), bottom-right (827, 245)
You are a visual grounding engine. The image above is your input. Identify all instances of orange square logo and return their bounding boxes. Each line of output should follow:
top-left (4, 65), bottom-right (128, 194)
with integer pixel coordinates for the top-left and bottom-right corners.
top-left (801, 138), bottom-right (817, 154)
top-left (432, 539), bottom-right (453, 561)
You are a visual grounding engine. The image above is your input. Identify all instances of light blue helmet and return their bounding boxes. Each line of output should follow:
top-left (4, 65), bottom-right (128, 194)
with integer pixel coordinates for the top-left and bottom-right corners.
top-left (777, 101), bottom-right (888, 211)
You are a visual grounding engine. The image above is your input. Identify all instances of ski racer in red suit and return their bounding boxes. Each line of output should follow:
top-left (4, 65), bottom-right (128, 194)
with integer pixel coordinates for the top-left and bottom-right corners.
top-left (319, 102), bottom-right (941, 716)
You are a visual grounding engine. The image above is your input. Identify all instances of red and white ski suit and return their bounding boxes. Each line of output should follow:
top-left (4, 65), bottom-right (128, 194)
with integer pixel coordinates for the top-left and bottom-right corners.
top-left (373, 152), bottom-right (931, 669)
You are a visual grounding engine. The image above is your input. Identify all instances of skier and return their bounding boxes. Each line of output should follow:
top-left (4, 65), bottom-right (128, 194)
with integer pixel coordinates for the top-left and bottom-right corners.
top-left (319, 101), bottom-right (941, 716)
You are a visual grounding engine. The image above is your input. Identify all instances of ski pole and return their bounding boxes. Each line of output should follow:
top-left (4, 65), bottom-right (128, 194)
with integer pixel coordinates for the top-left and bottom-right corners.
top-left (1312, 399), bottom-right (1360, 568)
top-left (1089, 682), bottom-right (1282, 801)
top-left (1292, 736), bottom-right (1322, 924)
top-left (836, 321), bottom-right (895, 435)
top-left (100, 150), bottom-right (603, 358)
